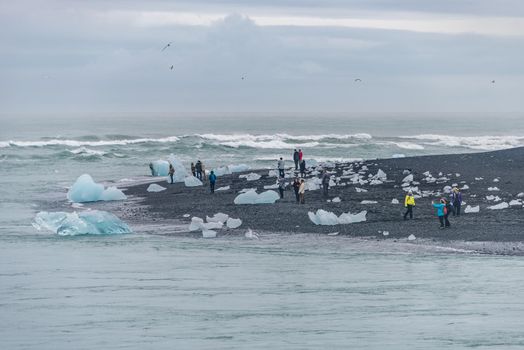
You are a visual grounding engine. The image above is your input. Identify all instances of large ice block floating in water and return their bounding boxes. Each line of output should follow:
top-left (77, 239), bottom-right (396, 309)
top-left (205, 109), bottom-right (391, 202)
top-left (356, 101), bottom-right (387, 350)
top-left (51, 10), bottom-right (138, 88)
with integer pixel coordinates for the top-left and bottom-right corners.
top-left (33, 210), bottom-right (132, 236)
top-left (184, 176), bottom-right (203, 187)
top-left (150, 160), bottom-right (170, 176)
top-left (234, 190), bottom-right (280, 204)
top-left (67, 174), bottom-right (126, 203)
top-left (308, 209), bottom-right (367, 225)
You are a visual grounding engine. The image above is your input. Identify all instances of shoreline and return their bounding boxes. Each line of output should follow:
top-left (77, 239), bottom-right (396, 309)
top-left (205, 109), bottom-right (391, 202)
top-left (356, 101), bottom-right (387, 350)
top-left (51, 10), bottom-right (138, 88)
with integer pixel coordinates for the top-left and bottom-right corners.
top-left (77, 147), bottom-right (524, 254)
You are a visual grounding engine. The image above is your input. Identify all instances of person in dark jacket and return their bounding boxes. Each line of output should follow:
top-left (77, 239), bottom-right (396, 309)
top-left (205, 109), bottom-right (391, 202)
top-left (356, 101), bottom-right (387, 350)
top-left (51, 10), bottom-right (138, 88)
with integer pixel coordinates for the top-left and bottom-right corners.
top-left (451, 187), bottom-right (463, 216)
top-left (293, 149), bottom-right (300, 170)
top-left (195, 160), bottom-right (202, 180)
top-left (168, 164), bottom-right (175, 184)
top-left (299, 160), bottom-right (306, 178)
top-left (191, 162), bottom-right (196, 177)
top-left (321, 170), bottom-right (330, 197)
top-left (277, 176), bottom-right (286, 199)
top-left (444, 199), bottom-right (452, 227)
top-left (209, 170), bottom-right (217, 194)
top-left (292, 178), bottom-right (301, 203)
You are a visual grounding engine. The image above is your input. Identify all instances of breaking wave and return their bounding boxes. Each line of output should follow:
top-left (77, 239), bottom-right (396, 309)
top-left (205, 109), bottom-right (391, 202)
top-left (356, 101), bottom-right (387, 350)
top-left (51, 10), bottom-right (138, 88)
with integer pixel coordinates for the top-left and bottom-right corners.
top-left (0, 136), bottom-right (180, 148)
top-left (399, 134), bottom-right (524, 151)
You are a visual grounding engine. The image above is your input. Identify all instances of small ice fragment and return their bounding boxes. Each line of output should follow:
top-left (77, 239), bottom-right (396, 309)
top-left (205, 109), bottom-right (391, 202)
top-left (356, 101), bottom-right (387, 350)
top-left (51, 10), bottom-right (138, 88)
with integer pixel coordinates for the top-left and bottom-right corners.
top-left (147, 184), bottom-right (166, 192)
top-left (239, 173), bottom-right (261, 181)
top-left (517, 192), bottom-right (524, 198)
top-left (464, 205), bottom-right (480, 213)
top-left (493, 178), bottom-right (500, 182)
top-left (202, 230), bottom-right (217, 238)
top-left (360, 200), bottom-right (378, 204)
top-left (382, 231), bottom-right (389, 236)
top-left (408, 234), bottom-right (416, 241)
top-left (456, 173), bottom-right (461, 177)
top-left (461, 184), bottom-right (469, 190)
top-left (226, 218), bottom-right (242, 229)
top-left (488, 202), bottom-right (509, 210)
top-left (206, 213), bottom-right (229, 223)
top-left (475, 177), bottom-right (483, 181)
top-left (183, 214), bottom-right (190, 218)
top-left (327, 232), bottom-right (339, 236)
top-left (216, 186), bottom-right (230, 191)
top-left (487, 187), bottom-right (499, 191)
top-left (184, 176), bottom-right (203, 187)
top-left (245, 228), bottom-right (259, 239)
top-left (189, 217), bottom-right (205, 231)
top-left (234, 190), bottom-right (280, 204)
top-left (355, 187), bottom-right (368, 193)
top-left (391, 199), bottom-right (400, 204)
top-left (402, 174), bottom-right (413, 183)
top-left (332, 197), bottom-right (341, 203)
top-left (509, 199), bottom-right (523, 206)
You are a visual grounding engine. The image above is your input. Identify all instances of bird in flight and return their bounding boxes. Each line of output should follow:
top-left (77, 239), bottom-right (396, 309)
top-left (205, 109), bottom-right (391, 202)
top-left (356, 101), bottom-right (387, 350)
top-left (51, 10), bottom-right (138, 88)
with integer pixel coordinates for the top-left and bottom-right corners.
top-left (491, 80), bottom-right (496, 83)
top-left (170, 65), bottom-right (174, 70)
top-left (354, 78), bottom-right (362, 82)
top-left (161, 42), bottom-right (172, 51)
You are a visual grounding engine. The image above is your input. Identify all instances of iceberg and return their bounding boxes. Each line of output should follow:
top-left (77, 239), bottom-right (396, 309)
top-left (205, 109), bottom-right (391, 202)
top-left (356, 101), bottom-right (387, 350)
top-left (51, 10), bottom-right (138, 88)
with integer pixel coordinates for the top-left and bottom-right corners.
top-left (234, 190), bottom-right (280, 204)
top-left (184, 176), bottom-right (203, 187)
top-left (67, 174), bottom-right (126, 203)
top-left (167, 154), bottom-right (189, 182)
top-left (226, 217), bottom-right (242, 229)
top-left (308, 209), bottom-right (367, 225)
top-left (464, 205), bottom-right (480, 213)
top-left (149, 160), bottom-right (170, 176)
top-left (147, 184), bottom-right (166, 192)
top-left (402, 174), bottom-right (414, 183)
top-left (33, 210), bottom-right (132, 236)
top-left (509, 199), bottom-right (523, 206)
top-left (488, 202), bottom-right (509, 210)
top-left (189, 217), bottom-right (205, 231)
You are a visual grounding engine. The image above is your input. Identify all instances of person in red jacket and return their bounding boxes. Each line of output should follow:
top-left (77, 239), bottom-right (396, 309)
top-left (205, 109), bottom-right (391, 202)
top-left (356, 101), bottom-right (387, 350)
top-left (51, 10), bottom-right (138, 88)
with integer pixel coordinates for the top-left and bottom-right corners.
top-left (298, 149), bottom-right (303, 162)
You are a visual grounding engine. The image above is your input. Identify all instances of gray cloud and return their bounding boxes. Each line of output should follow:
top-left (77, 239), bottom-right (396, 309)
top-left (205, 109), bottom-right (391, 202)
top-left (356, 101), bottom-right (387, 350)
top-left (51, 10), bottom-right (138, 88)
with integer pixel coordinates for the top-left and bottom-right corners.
top-left (1, 1), bottom-right (523, 114)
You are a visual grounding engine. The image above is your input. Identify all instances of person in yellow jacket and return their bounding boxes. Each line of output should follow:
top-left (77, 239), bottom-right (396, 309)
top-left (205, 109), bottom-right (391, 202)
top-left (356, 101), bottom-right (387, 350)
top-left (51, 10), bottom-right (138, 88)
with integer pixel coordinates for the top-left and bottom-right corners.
top-left (403, 190), bottom-right (415, 220)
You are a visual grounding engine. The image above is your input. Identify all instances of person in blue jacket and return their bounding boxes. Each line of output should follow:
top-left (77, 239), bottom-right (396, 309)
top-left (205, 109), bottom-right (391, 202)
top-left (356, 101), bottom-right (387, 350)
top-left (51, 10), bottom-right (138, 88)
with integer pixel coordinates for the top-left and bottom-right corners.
top-left (209, 170), bottom-right (217, 194)
top-left (432, 198), bottom-right (450, 229)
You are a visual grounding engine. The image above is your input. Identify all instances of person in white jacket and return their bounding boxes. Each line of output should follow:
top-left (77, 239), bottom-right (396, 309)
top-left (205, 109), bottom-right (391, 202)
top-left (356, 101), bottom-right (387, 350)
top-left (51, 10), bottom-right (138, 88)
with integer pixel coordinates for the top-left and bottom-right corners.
top-left (277, 157), bottom-right (285, 177)
top-left (298, 179), bottom-right (306, 204)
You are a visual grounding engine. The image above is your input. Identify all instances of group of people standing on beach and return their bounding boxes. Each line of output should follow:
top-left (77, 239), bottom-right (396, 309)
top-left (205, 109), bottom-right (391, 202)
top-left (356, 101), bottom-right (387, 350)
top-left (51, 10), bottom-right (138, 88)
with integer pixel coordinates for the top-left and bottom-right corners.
top-left (404, 187), bottom-right (463, 229)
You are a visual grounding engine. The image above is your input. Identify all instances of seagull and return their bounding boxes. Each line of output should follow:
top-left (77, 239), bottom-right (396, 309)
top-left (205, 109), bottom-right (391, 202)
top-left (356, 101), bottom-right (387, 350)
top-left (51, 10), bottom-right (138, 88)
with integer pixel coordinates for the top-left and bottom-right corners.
top-left (354, 78), bottom-right (362, 82)
top-left (170, 65), bottom-right (174, 70)
top-left (161, 42), bottom-right (172, 51)
top-left (491, 80), bottom-right (496, 83)
top-left (241, 75), bottom-right (246, 80)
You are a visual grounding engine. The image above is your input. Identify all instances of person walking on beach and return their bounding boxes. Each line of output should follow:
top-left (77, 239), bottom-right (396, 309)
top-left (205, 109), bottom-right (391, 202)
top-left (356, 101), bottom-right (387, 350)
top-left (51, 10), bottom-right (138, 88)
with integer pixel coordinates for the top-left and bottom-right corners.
top-left (201, 163), bottom-right (206, 183)
top-left (191, 162), bottom-right (196, 177)
top-left (149, 162), bottom-right (155, 176)
top-left (451, 187), bottom-right (462, 216)
top-left (195, 160), bottom-right (202, 180)
top-left (321, 170), bottom-right (330, 197)
top-left (298, 149), bottom-right (303, 162)
top-left (278, 176), bottom-right (286, 199)
top-left (432, 199), bottom-right (448, 229)
top-left (403, 190), bottom-right (415, 220)
top-left (293, 149), bottom-right (300, 170)
top-left (298, 179), bottom-right (306, 204)
top-left (300, 160), bottom-right (306, 178)
top-left (444, 198), bottom-right (452, 227)
top-left (292, 178), bottom-right (301, 203)
top-left (168, 164), bottom-right (175, 184)
top-left (209, 170), bottom-right (217, 194)
top-left (277, 157), bottom-right (285, 177)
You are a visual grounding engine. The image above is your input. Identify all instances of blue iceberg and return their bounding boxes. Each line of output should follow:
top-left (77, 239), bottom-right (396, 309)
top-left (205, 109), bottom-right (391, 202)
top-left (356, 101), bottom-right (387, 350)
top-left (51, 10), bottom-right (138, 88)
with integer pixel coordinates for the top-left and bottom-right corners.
top-left (149, 160), bottom-right (170, 176)
top-left (33, 210), bottom-right (132, 236)
top-left (67, 174), bottom-right (127, 203)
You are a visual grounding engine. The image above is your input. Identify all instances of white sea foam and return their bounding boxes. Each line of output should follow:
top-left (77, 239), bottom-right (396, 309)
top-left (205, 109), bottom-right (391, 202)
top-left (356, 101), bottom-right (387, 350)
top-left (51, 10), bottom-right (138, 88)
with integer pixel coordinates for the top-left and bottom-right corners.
top-left (399, 134), bottom-right (524, 151)
top-left (0, 136), bottom-right (181, 148)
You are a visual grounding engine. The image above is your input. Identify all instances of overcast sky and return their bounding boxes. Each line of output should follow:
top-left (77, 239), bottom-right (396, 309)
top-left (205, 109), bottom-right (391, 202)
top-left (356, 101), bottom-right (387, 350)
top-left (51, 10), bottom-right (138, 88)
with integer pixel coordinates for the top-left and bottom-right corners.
top-left (1, 0), bottom-right (524, 114)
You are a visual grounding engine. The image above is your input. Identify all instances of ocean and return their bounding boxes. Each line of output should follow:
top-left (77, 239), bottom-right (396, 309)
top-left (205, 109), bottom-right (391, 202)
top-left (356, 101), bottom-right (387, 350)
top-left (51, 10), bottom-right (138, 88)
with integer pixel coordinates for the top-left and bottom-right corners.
top-left (1, 113), bottom-right (524, 349)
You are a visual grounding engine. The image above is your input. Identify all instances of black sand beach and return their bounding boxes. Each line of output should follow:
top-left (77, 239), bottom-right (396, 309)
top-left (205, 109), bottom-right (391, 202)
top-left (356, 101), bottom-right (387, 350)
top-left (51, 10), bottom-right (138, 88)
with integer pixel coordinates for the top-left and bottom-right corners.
top-left (95, 147), bottom-right (523, 254)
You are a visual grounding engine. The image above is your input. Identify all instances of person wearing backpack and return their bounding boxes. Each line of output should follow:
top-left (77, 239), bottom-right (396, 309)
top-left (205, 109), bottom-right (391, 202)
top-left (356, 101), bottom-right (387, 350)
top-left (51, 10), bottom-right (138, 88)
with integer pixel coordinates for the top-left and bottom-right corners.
top-left (444, 198), bottom-right (452, 227)
top-left (292, 178), bottom-right (301, 203)
top-left (432, 199), bottom-right (447, 229)
top-left (293, 149), bottom-right (300, 170)
top-left (451, 187), bottom-right (463, 216)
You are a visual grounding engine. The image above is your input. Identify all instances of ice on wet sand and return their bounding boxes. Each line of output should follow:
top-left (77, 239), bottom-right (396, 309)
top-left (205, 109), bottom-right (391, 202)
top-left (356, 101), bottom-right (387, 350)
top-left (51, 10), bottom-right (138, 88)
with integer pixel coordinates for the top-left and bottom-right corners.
top-left (147, 184), bottom-right (166, 192)
top-left (464, 205), bottom-right (480, 213)
top-left (308, 209), bottom-right (367, 225)
top-left (184, 176), bottom-right (203, 187)
top-left (227, 218), bottom-right (242, 229)
top-left (234, 190), bottom-right (280, 204)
